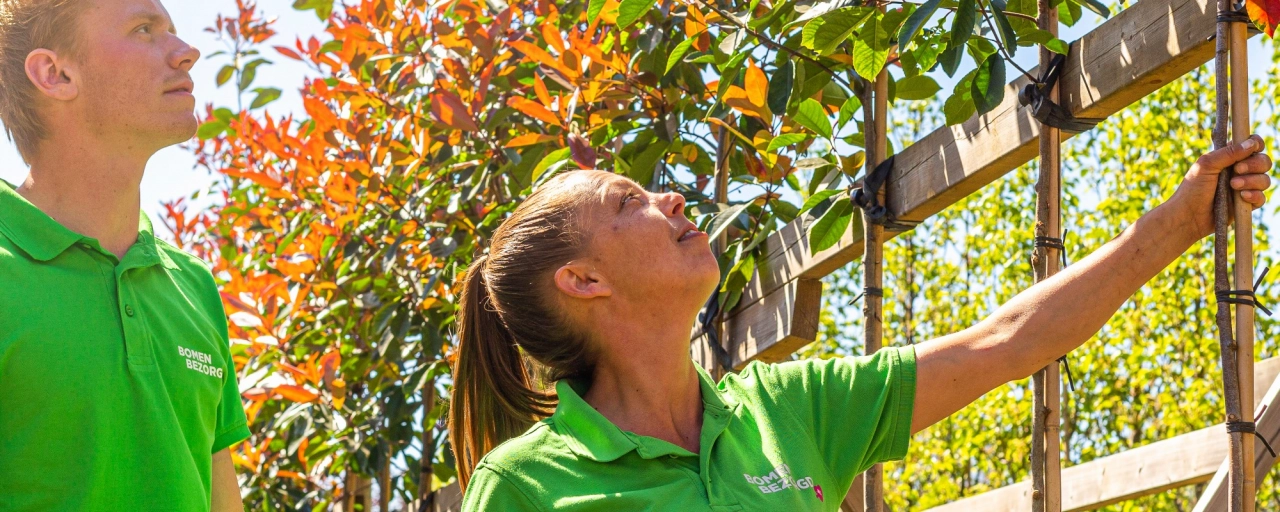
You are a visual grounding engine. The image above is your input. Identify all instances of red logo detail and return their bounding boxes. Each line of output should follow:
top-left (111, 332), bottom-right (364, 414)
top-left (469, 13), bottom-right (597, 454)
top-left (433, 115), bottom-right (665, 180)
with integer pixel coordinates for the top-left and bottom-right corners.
top-left (815, 485), bottom-right (824, 501)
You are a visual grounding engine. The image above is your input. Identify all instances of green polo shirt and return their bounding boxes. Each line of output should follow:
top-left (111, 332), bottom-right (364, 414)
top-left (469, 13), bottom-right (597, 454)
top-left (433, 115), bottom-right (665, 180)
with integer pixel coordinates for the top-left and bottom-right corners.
top-left (0, 181), bottom-right (250, 511)
top-left (462, 345), bottom-right (916, 511)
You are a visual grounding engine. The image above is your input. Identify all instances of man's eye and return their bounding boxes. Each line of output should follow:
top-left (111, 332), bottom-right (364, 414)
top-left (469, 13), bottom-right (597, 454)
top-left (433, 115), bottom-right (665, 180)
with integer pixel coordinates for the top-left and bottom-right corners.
top-left (136, 25), bottom-right (151, 34)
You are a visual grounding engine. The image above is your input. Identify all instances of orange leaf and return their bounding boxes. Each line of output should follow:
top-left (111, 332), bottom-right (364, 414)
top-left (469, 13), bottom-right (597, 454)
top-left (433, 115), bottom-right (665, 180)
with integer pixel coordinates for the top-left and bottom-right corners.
top-left (508, 96), bottom-right (563, 127)
top-left (505, 133), bottom-right (559, 147)
top-left (541, 22), bottom-right (566, 53)
top-left (723, 86), bottom-right (773, 124)
top-left (533, 74), bottom-right (553, 106)
top-left (275, 384), bottom-right (319, 403)
top-left (430, 91), bottom-right (479, 131)
top-left (509, 40), bottom-right (578, 80)
top-left (744, 61), bottom-right (769, 111)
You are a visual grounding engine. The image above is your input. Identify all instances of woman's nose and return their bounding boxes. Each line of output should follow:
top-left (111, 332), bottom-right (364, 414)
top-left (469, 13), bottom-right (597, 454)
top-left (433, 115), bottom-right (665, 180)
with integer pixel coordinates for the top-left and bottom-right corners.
top-left (663, 192), bottom-right (687, 217)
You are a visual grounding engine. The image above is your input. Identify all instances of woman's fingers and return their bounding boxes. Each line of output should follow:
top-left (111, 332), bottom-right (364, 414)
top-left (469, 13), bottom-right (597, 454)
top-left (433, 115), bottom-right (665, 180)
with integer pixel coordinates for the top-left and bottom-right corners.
top-left (1193, 134), bottom-right (1266, 176)
top-left (1234, 153), bottom-right (1273, 175)
top-left (1225, 146), bottom-right (1273, 210)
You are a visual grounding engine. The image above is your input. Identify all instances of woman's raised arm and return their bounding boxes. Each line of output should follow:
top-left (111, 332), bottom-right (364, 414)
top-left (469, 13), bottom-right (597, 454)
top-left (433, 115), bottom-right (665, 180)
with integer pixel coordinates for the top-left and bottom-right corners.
top-left (910, 135), bottom-right (1274, 434)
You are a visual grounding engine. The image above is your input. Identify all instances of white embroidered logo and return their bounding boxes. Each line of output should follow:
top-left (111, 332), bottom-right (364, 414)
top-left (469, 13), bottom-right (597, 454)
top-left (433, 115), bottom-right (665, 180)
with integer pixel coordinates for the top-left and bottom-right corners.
top-left (743, 463), bottom-right (820, 498)
top-left (178, 346), bottom-right (224, 378)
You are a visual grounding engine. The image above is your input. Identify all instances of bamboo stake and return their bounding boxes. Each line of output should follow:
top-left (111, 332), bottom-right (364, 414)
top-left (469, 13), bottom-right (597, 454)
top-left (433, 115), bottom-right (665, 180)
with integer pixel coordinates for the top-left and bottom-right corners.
top-left (419, 378), bottom-right (436, 508)
top-left (1212, 2), bottom-right (1248, 508)
top-left (861, 62), bottom-right (890, 512)
top-left (1230, 9), bottom-right (1257, 509)
top-left (1030, 1), bottom-right (1064, 511)
top-left (711, 115), bottom-right (733, 382)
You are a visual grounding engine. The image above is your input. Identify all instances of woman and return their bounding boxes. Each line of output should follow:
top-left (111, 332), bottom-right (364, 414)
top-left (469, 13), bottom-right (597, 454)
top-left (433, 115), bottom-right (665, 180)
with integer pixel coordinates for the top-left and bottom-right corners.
top-left (450, 136), bottom-right (1273, 511)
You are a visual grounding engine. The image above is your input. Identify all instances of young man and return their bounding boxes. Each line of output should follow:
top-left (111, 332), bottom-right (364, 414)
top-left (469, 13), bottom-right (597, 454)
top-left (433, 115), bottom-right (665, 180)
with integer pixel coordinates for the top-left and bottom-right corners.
top-left (0, 0), bottom-right (248, 510)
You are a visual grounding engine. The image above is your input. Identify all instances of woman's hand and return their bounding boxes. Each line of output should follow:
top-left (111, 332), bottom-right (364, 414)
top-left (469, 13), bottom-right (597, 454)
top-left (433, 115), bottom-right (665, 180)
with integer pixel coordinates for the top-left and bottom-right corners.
top-left (1168, 134), bottom-right (1273, 238)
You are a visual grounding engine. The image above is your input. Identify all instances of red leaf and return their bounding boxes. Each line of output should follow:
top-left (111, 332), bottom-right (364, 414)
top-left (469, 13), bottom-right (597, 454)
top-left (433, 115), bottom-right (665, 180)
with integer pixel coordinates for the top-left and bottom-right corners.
top-left (568, 133), bottom-right (597, 169)
top-left (430, 91), bottom-right (479, 131)
top-left (274, 45), bottom-right (302, 61)
top-left (1246, 0), bottom-right (1280, 37)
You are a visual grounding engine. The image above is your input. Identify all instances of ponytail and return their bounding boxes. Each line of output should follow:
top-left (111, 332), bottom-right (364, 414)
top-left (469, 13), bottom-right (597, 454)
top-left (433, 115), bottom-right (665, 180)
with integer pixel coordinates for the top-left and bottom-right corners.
top-left (449, 255), bottom-right (556, 492)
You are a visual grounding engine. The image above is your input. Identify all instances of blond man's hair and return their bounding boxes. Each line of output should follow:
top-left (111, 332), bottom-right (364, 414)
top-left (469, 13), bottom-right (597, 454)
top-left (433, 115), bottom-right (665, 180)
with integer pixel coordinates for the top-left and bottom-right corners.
top-left (0, 0), bottom-right (84, 162)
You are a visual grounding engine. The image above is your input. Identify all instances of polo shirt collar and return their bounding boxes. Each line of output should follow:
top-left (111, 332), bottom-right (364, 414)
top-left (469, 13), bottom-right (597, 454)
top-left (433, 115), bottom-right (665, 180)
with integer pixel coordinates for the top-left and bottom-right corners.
top-left (553, 362), bottom-right (737, 463)
top-left (0, 179), bottom-right (178, 270)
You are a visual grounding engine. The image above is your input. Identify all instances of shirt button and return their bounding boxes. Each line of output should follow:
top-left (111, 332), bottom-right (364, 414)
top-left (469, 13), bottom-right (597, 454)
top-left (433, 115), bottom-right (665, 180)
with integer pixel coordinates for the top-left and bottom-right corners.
top-left (125, 305), bottom-right (135, 317)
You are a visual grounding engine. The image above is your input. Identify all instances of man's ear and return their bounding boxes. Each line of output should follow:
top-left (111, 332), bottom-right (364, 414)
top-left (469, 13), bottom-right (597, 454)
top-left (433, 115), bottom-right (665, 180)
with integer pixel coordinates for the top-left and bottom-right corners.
top-left (553, 263), bottom-right (612, 300)
top-left (25, 49), bottom-right (78, 102)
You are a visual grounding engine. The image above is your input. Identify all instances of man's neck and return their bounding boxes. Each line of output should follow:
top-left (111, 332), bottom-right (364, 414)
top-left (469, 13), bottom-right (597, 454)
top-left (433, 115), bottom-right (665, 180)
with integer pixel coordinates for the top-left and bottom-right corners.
top-left (16, 138), bottom-right (149, 260)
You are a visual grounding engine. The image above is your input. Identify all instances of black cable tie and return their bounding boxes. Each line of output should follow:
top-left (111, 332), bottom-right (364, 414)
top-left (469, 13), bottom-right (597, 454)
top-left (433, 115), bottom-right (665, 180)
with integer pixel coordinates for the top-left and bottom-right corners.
top-left (1227, 421), bottom-right (1278, 458)
top-left (849, 287), bottom-right (885, 305)
top-left (699, 291), bottom-right (735, 372)
top-left (1214, 266), bottom-right (1273, 316)
top-left (852, 155), bottom-right (921, 233)
top-left (1032, 229), bottom-right (1071, 268)
top-left (1018, 53), bottom-right (1106, 134)
top-left (1058, 356), bottom-right (1076, 393)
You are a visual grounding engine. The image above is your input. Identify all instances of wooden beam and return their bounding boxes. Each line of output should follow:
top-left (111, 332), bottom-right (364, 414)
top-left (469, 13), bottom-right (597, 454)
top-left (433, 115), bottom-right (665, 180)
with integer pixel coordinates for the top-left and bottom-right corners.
top-left (718, 0), bottom-right (1245, 367)
top-left (692, 278), bottom-right (823, 370)
top-left (926, 357), bottom-right (1280, 512)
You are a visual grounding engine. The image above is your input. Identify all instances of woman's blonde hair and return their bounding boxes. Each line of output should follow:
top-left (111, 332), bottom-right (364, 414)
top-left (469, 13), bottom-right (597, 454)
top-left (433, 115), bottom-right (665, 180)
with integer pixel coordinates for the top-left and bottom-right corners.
top-left (449, 170), bottom-right (614, 491)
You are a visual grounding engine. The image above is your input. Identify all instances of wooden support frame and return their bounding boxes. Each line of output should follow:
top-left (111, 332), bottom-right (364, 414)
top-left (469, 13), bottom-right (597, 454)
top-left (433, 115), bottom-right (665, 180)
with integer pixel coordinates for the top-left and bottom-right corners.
top-left (928, 357), bottom-right (1280, 512)
top-left (700, 0), bottom-right (1253, 370)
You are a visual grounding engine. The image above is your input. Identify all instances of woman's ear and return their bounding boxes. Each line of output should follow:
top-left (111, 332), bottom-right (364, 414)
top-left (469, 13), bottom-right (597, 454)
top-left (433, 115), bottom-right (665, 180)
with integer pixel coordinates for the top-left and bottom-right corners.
top-left (25, 49), bottom-right (78, 102)
top-left (553, 262), bottom-right (612, 300)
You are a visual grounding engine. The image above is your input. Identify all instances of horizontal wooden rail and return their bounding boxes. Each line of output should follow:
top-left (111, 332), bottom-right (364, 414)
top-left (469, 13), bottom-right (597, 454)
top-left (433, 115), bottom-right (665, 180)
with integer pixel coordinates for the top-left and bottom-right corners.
top-left (927, 357), bottom-right (1280, 512)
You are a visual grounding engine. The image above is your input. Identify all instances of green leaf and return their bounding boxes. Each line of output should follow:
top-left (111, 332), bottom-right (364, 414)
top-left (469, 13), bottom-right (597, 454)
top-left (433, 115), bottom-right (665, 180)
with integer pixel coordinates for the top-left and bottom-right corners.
top-left (588, 0), bottom-right (606, 24)
top-left (807, 196), bottom-right (854, 253)
top-left (666, 39), bottom-right (694, 75)
top-left (767, 133), bottom-right (809, 153)
top-left (794, 99), bottom-right (833, 140)
top-left (989, 0), bottom-right (1018, 57)
top-left (616, 0), bottom-right (656, 29)
top-left (807, 7), bottom-right (870, 55)
top-left (938, 46), bottom-right (964, 77)
top-left (238, 58), bottom-right (271, 92)
top-left (216, 65), bottom-right (235, 87)
top-left (971, 55), bottom-right (1006, 114)
top-left (250, 87), bottom-right (283, 109)
top-left (1058, 0), bottom-right (1082, 27)
top-left (897, 0), bottom-right (941, 49)
top-left (532, 147), bottom-right (572, 183)
top-left (292, 0), bottom-right (334, 20)
top-left (852, 12), bottom-right (889, 80)
top-left (707, 203), bottom-right (750, 242)
top-left (1046, 38), bottom-right (1070, 55)
top-left (950, 0), bottom-right (978, 50)
top-left (628, 141), bottom-right (669, 186)
top-left (767, 60), bottom-right (794, 113)
top-left (896, 75), bottom-right (941, 100)
top-left (1071, 0), bottom-right (1111, 18)
top-left (836, 95), bottom-right (861, 129)
top-left (799, 189), bottom-right (844, 215)
top-left (944, 69), bottom-right (978, 125)
top-left (196, 119), bottom-right (228, 140)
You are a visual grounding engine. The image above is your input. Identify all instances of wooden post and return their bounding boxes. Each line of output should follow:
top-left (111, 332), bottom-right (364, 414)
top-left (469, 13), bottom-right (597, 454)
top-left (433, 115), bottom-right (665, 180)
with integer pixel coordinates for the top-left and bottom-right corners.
top-left (859, 57), bottom-right (890, 512)
top-left (1030, 1), bottom-right (1064, 511)
top-left (1211, 1), bottom-right (1249, 508)
top-left (1229, 13), bottom-right (1256, 509)
top-left (711, 114), bottom-right (733, 382)
top-left (419, 379), bottom-right (437, 508)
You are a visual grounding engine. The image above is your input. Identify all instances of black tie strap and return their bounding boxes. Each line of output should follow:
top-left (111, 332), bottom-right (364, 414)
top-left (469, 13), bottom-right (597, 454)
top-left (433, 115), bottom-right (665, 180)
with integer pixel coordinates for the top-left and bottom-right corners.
top-left (1226, 421), bottom-right (1278, 458)
top-left (1058, 356), bottom-right (1076, 393)
top-left (852, 155), bottom-right (921, 233)
top-left (1215, 266), bottom-right (1273, 316)
top-left (848, 286), bottom-right (885, 306)
top-left (699, 292), bottom-right (735, 372)
top-left (1033, 229), bottom-right (1071, 268)
top-left (1018, 53), bottom-right (1106, 133)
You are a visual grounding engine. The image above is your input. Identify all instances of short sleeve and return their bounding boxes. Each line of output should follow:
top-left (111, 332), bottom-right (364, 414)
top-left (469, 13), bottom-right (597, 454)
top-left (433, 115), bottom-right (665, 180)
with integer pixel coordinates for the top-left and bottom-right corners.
top-left (754, 345), bottom-right (917, 480)
top-left (462, 465), bottom-right (544, 512)
top-left (207, 283), bottom-right (250, 454)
